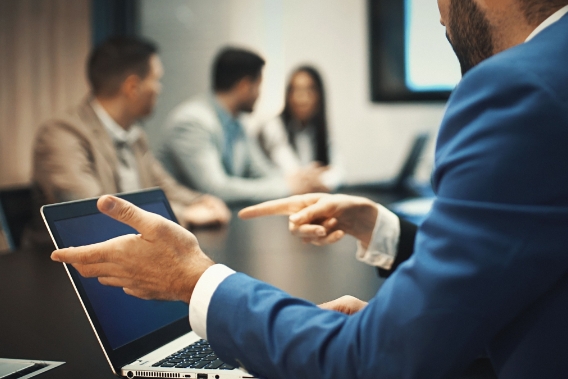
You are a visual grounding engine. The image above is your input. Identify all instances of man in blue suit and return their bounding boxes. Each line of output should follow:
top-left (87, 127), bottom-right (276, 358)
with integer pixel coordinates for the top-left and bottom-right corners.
top-left (52, 0), bottom-right (568, 377)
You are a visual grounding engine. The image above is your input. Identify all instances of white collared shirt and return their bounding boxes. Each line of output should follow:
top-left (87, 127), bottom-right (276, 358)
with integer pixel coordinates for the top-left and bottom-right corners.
top-left (91, 100), bottom-right (142, 193)
top-left (525, 5), bottom-right (568, 42)
top-left (188, 7), bottom-right (568, 339)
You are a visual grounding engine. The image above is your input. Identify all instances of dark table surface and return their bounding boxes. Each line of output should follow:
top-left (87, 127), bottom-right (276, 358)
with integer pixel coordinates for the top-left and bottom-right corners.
top-left (0, 191), bottom-right (497, 379)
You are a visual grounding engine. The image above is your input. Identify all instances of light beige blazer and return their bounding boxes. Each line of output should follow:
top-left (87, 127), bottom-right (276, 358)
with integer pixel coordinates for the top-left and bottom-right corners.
top-left (32, 98), bottom-right (202, 220)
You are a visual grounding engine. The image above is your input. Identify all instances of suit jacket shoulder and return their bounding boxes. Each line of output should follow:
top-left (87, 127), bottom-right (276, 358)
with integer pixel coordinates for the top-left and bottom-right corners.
top-left (166, 95), bottom-right (222, 134)
top-left (33, 99), bottom-right (120, 204)
top-left (202, 15), bottom-right (568, 379)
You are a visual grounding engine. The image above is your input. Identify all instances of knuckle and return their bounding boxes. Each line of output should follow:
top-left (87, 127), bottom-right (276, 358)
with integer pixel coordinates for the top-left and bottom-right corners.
top-left (152, 221), bottom-right (168, 236)
top-left (81, 265), bottom-right (97, 277)
top-left (117, 204), bottom-right (137, 222)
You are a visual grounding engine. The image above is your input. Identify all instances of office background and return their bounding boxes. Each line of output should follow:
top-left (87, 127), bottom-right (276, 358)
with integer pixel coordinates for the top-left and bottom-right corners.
top-left (0, 0), bottom-right (445, 188)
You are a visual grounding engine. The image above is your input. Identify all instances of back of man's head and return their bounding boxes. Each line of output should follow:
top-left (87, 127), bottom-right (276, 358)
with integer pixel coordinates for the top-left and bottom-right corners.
top-left (88, 36), bottom-right (158, 97)
top-left (212, 47), bottom-right (265, 92)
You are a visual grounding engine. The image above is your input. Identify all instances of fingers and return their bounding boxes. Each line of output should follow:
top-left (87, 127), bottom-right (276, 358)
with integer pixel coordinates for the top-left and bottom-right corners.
top-left (290, 218), bottom-right (337, 235)
top-left (302, 230), bottom-right (345, 246)
top-left (203, 196), bottom-right (232, 224)
top-left (289, 200), bottom-right (336, 226)
top-left (74, 259), bottom-right (135, 280)
top-left (314, 230), bottom-right (345, 245)
top-left (215, 204), bottom-right (232, 224)
top-left (51, 233), bottom-right (143, 265)
top-left (52, 243), bottom-right (110, 265)
top-left (238, 194), bottom-right (324, 219)
top-left (98, 276), bottom-right (132, 288)
top-left (123, 287), bottom-right (152, 300)
top-left (97, 195), bottom-right (163, 237)
top-left (318, 295), bottom-right (368, 315)
top-left (291, 223), bottom-right (328, 238)
top-left (318, 298), bottom-right (342, 311)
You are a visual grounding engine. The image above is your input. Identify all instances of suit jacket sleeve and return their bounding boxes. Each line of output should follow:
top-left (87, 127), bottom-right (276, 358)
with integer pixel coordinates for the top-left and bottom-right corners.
top-left (203, 61), bottom-right (568, 378)
top-left (33, 120), bottom-right (105, 203)
top-left (163, 120), bottom-right (290, 203)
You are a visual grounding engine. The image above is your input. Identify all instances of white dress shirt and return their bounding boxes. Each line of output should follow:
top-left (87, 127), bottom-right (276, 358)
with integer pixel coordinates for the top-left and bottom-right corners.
top-left (91, 100), bottom-right (142, 193)
top-left (188, 6), bottom-right (568, 338)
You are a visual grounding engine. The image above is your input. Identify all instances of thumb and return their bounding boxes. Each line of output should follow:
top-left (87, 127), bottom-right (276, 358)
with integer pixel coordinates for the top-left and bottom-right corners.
top-left (289, 200), bottom-right (334, 225)
top-left (97, 195), bottom-right (161, 236)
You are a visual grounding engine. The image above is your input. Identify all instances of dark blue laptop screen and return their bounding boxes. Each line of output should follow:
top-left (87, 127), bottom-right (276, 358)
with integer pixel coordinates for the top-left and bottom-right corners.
top-left (53, 201), bottom-right (189, 350)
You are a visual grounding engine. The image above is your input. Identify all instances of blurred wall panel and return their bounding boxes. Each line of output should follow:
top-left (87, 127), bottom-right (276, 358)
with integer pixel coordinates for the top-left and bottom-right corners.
top-left (0, 0), bottom-right (90, 187)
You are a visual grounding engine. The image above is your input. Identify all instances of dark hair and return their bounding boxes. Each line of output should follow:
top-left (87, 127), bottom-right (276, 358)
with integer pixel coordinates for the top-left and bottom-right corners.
top-left (213, 47), bottom-right (265, 92)
top-left (87, 36), bottom-right (158, 97)
top-left (281, 66), bottom-right (330, 166)
top-left (518, 0), bottom-right (568, 24)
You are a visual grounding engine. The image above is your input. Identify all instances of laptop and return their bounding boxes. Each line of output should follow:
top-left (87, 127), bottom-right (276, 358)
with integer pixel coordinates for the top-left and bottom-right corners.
top-left (0, 358), bottom-right (64, 378)
top-left (343, 132), bottom-right (432, 199)
top-left (41, 188), bottom-right (256, 379)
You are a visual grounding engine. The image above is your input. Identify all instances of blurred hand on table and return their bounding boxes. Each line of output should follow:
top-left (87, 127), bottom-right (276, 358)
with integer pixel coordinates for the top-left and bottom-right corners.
top-left (182, 194), bottom-right (231, 228)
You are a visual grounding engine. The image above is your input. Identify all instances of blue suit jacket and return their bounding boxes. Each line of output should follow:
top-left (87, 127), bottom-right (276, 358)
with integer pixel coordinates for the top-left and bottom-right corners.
top-left (206, 15), bottom-right (568, 379)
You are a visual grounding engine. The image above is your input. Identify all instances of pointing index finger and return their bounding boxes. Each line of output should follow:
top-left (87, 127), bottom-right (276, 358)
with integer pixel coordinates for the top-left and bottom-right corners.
top-left (51, 242), bottom-right (110, 265)
top-left (238, 194), bottom-right (324, 220)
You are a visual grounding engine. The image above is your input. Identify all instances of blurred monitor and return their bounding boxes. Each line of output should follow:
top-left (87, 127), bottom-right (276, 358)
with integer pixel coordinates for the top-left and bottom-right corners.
top-left (369, 0), bottom-right (461, 102)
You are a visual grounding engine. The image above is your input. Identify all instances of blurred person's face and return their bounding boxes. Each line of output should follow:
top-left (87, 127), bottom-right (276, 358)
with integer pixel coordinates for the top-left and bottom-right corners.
top-left (438, 0), bottom-right (494, 75)
top-left (129, 54), bottom-right (164, 118)
top-left (288, 71), bottom-right (320, 124)
top-left (238, 74), bottom-right (262, 113)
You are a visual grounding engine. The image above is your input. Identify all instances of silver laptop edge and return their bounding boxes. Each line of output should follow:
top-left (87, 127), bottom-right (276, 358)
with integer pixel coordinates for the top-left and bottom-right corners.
top-left (41, 206), bottom-right (119, 376)
top-left (41, 197), bottom-right (256, 379)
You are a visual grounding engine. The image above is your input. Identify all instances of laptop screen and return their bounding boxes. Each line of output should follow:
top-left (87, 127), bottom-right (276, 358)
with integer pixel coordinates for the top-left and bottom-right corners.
top-left (52, 201), bottom-right (189, 350)
top-left (42, 189), bottom-right (193, 373)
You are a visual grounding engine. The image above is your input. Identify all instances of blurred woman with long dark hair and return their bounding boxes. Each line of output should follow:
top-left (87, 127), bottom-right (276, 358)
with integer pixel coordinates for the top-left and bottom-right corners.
top-left (259, 65), bottom-right (343, 189)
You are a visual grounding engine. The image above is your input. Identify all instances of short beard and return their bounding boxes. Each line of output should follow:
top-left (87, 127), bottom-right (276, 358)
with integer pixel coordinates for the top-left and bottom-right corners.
top-left (447, 0), bottom-right (494, 76)
top-left (239, 100), bottom-right (255, 114)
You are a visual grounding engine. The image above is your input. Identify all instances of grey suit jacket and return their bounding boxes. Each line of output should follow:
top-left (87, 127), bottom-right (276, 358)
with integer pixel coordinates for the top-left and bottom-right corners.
top-left (32, 98), bottom-right (202, 220)
top-left (160, 95), bottom-right (290, 203)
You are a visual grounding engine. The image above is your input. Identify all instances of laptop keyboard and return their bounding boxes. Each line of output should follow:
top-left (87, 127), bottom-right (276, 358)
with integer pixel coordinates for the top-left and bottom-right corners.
top-left (152, 339), bottom-right (235, 370)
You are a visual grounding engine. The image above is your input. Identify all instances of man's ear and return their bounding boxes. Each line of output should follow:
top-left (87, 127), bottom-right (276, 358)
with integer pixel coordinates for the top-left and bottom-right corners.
top-left (235, 76), bottom-right (253, 94)
top-left (121, 74), bottom-right (142, 99)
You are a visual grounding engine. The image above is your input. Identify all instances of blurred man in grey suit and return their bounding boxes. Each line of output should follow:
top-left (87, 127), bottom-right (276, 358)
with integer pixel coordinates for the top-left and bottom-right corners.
top-left (160, 47), bottom-right (329, 204)
top-left (33, 37), bottom-right (231, 228)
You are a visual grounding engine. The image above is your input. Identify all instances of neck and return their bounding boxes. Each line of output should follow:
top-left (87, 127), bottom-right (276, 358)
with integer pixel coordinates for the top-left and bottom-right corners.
top-left (215, 92), bottom-right (240, 117)
top-left (490, 2), bottom-right (564, 54)
top-left (95, 96), bottom-right (135, 130)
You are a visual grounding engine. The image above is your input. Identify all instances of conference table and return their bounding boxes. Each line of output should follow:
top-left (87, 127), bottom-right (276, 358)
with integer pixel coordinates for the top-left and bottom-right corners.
top-left (0, 191), bottom-right (497, 379)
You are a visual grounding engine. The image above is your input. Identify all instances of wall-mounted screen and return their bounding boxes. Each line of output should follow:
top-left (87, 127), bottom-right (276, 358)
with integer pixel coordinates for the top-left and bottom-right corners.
top-left (369, 0), bottom-right (461, 102)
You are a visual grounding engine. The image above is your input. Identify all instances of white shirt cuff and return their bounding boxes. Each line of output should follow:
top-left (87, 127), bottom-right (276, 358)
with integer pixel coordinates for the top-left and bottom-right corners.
top-left (355, 204), bottom-right (400, 270)
top-left (189, 264), bottom-right (236, 339)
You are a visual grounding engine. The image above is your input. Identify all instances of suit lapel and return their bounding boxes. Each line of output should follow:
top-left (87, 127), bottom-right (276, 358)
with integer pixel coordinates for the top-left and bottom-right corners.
top-left (130, 129), bottom-right (153, 189)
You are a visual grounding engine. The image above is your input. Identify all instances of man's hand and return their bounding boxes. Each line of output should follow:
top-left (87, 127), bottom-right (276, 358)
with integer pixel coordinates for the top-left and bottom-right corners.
top-left (286, 163), bottom-right (331, 194)
top-left (183, 195), bottom-right (231, 227)
top-left (238, 194), bottom-right (379, 247)
top-left (51, 195), bottom-right (214, 303)
top-left (319, 295), bottom-right (368, 315)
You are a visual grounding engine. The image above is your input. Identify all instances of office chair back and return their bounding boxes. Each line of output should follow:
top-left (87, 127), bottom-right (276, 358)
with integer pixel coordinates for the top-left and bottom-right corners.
top-left (0, 186), bottom-right (33, 252)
